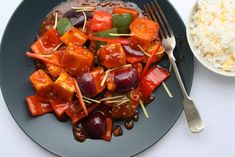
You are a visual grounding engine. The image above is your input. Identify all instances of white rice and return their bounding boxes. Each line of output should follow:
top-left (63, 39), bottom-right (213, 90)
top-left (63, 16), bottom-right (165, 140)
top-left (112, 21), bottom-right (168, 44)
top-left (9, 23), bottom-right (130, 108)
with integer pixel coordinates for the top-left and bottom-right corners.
top-left (190, 0), bottom-right (235, 72)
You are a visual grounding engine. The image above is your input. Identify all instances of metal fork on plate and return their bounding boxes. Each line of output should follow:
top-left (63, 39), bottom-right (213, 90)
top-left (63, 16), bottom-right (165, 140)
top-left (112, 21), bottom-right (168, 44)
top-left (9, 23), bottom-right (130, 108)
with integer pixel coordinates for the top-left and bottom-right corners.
top-left (144, 0), bottom-right (204, 133)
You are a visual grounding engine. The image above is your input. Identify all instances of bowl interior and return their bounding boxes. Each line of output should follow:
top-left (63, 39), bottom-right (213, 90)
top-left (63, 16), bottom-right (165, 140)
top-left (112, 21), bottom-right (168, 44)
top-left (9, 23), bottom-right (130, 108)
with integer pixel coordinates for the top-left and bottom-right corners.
top-left (186, 1), bottom-right (235, 77)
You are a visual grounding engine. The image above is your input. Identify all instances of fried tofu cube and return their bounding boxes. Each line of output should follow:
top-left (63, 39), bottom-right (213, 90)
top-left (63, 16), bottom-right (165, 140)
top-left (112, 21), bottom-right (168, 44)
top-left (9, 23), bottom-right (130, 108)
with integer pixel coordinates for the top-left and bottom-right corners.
top-left (31, 28), bottom-right (61, 54)
top-left (46, 52), bottom-right (63, 78)
top-left (29, 69), bottom-right (53, 91)
top-left (29, 69), bottom-right (53, 101)
top-left (98, 43), bottom-right (126, 68)
top-left (61, 45), bottom-right (94, 75)
top-left (53, 70), bottom-right (75, 101)
top-left (130, 18), bottom-right (159, 45)
top-left (60, 27), bottom-right (88, 46)
top-left (26, 95), bottom-right (53, 116)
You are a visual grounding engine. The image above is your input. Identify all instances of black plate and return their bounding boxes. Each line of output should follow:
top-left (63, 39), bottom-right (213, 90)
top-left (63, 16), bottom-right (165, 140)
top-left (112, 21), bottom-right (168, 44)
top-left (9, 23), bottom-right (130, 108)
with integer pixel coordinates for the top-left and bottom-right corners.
top-left (0, 0), bottom-right (193, 157)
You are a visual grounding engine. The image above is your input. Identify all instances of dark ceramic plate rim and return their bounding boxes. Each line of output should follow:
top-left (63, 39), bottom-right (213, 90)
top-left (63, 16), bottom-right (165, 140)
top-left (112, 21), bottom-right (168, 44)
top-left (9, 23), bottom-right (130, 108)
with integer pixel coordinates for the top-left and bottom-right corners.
top-left (0, 0), bottom-right (194, 156)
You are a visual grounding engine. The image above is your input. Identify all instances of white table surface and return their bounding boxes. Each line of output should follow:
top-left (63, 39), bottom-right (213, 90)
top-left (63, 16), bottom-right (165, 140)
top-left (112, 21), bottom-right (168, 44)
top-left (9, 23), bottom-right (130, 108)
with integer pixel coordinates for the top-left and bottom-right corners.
top-left (0, 0), bottom-right (235, 157)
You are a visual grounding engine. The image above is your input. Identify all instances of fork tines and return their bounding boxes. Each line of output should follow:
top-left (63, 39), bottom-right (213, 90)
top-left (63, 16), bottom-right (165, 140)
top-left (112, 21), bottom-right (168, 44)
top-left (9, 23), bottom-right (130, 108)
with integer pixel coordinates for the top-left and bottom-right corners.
top-left (144, 0), bottom-right (174, 39)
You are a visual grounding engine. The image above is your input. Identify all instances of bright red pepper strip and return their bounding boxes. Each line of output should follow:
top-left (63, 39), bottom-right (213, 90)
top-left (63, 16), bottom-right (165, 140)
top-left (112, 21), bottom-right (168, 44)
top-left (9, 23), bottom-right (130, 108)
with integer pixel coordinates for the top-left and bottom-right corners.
top-left (141, 43), bottom-right (161, 78)
top-left (102, 118), bottom-right (113, 141)
top-left (140, 66), bottom-right (170, 99)
top-left (26, 95), bottom-right (53, 116)
top-left (88, 36), bottom-right (130, 45)
top-left (73, 78), bottom-right (88, 116)
top-left (26, 51), bottom-right (65, 68)
top-left (90, 11), bottom-right (112, 32)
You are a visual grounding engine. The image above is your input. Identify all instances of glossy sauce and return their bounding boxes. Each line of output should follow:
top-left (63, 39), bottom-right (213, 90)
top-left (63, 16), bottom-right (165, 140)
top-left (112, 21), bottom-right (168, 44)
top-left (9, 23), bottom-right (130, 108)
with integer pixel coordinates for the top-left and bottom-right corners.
top-left (73, 124), bottom-right (88, 142)
top-left (132, 111), bottom-right (139, 122)
top-left (112, 126), bottom-right (123, 137)
top-left (39, 0), bottom-right (144, 142)
top-left (124, 120), bottom-right (134, 130)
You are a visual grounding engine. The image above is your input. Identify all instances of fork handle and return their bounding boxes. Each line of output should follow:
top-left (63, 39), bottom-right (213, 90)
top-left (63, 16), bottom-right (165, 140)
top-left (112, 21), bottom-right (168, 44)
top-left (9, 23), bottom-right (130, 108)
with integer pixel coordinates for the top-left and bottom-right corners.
top-left (167, 52), bottom-right (204, 133)
top-left (167, 52), bottom-right (189, 99)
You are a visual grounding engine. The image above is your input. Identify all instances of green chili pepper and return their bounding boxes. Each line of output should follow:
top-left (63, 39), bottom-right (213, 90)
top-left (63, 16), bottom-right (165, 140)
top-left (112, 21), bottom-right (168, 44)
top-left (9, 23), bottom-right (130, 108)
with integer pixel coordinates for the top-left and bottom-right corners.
top-left (112, 13), bottom-right (133, 34)
top-left (94, 28), bottom-right (118, 49)
top-left (56, 18), bottom-right (73, 35)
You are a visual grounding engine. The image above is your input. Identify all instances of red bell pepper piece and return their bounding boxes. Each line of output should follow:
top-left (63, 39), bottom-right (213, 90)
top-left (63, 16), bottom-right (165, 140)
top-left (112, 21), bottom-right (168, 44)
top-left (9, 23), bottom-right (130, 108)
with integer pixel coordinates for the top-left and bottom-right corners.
top-left (31, 28), bottom-right (61, 54)
top-left (102, 118), bottom-right (113, 141)
top-left (26, 95), bottom-right (53, 116)
top-left (50, 101), bottom-right (69, 117)
top-left (88, 36), bottom-right (130, 45)
top-left (90, 11), bottom-right (112, 32)
top-left (140, 66), bottom-right (170, 99)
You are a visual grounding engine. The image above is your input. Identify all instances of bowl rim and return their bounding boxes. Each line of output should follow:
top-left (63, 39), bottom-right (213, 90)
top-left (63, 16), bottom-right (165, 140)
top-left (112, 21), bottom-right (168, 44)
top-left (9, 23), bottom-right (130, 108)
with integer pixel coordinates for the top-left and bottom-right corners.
top-left (186, 0), bottom-right (235, 77)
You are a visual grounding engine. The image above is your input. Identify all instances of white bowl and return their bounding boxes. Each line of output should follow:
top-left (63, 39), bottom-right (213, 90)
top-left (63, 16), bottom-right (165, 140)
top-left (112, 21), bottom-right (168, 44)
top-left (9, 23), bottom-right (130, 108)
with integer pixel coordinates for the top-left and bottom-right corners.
top-left (186, 1), bottom-right (235, 77)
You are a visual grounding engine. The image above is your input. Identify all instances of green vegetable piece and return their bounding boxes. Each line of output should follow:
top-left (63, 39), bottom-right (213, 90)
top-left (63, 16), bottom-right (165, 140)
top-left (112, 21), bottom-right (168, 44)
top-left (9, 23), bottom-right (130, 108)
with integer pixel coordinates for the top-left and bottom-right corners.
top-left (94, 28), bottom-right (118, 49)
top-left (112, 13), bottom-right (133, 34)
top-left (56, 18), bottom-right (73, 35)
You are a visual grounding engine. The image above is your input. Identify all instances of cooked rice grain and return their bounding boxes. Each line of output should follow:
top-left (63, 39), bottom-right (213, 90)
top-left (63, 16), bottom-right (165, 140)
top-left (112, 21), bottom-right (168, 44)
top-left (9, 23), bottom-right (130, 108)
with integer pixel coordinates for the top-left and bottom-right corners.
top-left (190, 0), bottom-right (235, 72)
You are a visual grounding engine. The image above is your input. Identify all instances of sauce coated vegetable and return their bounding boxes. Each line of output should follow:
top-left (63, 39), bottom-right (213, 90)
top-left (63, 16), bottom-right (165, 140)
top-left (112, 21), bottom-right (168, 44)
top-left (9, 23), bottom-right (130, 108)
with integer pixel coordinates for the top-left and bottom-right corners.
top-left (25, 0), bottom-right (169, 143)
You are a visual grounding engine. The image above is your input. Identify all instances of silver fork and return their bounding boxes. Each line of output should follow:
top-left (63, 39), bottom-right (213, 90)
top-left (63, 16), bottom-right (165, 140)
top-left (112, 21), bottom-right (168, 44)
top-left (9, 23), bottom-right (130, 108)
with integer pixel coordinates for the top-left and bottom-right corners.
top-left (144, 0), bottom-right (204, 133)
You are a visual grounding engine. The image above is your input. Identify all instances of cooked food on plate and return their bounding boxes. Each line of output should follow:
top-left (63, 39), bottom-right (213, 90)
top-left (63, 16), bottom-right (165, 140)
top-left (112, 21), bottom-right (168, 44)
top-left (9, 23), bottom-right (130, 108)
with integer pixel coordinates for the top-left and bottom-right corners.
top-left (25, 0), bottom-right (171, 142)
